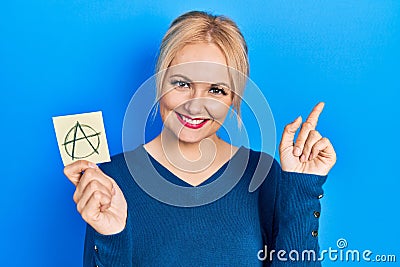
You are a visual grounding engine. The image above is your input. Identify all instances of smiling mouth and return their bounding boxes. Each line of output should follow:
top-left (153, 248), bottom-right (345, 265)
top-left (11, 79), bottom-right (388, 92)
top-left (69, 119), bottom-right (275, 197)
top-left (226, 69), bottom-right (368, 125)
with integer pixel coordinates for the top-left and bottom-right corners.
top-left (175, 112), bottom-right (210, 129)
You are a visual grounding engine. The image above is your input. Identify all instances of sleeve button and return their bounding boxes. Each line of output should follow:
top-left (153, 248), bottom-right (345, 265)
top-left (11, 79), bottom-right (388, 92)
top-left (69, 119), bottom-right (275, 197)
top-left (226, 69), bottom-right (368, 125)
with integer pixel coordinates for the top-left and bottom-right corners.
top-left (311, 230), bottom-right (318, 237)
top-left (313, 211), bottom-right (320, 218)
top-left (94, 245), bottom-right (98, 253)
top-left (318, 194), bottom-right (324, 199)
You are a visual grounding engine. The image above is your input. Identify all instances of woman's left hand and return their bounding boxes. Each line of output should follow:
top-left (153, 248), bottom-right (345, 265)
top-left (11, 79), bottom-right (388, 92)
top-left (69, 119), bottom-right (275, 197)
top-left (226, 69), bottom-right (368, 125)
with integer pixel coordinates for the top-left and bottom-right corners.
top-left (279, 102), bottom-right (336, 176)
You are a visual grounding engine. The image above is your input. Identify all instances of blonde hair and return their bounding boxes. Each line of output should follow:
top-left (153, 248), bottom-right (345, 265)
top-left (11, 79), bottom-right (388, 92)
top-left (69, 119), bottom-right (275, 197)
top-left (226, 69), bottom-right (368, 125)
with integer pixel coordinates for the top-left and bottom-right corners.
top-left (155, 11), bottom-right (249, 121)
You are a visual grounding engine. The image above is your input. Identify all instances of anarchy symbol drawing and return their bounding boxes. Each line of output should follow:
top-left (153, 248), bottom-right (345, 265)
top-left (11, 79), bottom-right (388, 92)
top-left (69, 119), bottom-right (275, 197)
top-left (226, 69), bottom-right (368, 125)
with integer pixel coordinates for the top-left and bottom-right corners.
top-left (63, 121), bottom-right (101, 160)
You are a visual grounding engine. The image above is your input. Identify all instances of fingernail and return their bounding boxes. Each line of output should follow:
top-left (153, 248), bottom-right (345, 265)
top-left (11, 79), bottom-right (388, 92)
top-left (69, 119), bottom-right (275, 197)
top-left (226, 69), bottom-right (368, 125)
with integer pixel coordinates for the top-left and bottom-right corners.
top-left (88, 162), bottom-right (97, 168)
top-left (293, 147), bottom-right (301, 156)
top-left (300, 154), bottom-right (306, 162)
top-left (112, 187), bottom-right (116, 196)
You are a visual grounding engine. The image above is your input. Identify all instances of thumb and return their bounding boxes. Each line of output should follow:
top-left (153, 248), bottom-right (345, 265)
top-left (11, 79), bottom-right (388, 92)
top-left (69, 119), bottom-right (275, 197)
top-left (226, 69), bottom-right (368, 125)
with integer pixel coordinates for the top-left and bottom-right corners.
top-left (280, 116), bottom-right (302, 151)
top-left (63, 160), bottom-right (98, 186)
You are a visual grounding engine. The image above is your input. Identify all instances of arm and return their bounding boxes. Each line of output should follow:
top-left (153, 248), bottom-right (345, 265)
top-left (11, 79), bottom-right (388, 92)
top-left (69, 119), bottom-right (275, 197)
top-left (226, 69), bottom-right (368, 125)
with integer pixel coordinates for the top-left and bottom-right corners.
top-left (259, 159), bottom-right (326, 266)
top-left (83, 214), bottom-right (133, 267)
top-left (271, 170), bottom-right (327, 266)
top-left (269, 102), bottom-right (336, 266)
top-left (63, 160), bottom-right (129, 267)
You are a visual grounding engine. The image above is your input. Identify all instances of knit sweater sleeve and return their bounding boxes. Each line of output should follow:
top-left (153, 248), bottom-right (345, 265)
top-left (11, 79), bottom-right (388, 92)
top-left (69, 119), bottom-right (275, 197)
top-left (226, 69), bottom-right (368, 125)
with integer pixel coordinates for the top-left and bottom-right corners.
top-left (83, 213), bottom-right (133, 267)
top-left (261, 159), bottom-right (327, 266)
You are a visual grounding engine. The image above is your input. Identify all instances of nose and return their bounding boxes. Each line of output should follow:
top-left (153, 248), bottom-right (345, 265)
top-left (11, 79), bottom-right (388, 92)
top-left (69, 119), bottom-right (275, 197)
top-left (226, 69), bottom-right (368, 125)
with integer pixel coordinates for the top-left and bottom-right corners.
top-left (183, 97), bottom-right (206, 116)
top-left (183, 84), bottom-right (209, 116)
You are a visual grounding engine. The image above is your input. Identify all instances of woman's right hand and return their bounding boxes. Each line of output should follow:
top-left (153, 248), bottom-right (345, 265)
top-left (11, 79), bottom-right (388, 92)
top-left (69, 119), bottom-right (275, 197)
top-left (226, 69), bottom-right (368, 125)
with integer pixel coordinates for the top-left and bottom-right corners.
top-left (63, 160), bottom-right (127, 235)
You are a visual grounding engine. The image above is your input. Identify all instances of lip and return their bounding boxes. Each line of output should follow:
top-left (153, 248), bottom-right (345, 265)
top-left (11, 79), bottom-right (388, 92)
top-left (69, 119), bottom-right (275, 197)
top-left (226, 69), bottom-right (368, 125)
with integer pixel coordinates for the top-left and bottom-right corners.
top-left (175, 112), bottom-right (210, 129)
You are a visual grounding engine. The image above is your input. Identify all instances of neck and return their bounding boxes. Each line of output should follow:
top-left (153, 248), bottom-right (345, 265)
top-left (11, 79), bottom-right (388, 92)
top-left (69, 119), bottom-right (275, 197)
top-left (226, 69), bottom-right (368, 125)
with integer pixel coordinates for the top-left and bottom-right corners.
top-left (151, 128), bottom-right (225, 173)
top-left (160, 128), bottom-right (222, 160)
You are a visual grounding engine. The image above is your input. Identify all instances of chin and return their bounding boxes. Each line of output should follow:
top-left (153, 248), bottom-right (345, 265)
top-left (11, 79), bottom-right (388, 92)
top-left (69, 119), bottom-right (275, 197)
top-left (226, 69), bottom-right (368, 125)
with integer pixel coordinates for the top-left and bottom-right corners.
top-left (177, 133), bottom-right (207, 144)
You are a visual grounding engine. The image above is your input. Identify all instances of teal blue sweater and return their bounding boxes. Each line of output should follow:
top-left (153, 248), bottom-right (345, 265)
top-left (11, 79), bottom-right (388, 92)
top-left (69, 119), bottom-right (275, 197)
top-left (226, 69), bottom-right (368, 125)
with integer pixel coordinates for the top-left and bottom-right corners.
top-left (83, 145), bottom-right (327, 266)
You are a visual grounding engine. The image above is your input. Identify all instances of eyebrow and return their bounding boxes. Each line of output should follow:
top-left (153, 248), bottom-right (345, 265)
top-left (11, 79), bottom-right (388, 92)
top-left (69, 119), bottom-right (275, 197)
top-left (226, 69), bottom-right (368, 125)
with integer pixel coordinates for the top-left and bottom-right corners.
top-left (169, 74), bottom-right (231, 89)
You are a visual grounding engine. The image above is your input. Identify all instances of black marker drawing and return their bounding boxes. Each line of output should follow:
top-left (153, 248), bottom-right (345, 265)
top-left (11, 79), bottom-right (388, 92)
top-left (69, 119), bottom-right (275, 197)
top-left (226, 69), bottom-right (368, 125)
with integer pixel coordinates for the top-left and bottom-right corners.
top-left (63, 121), bottom-right (101, 160)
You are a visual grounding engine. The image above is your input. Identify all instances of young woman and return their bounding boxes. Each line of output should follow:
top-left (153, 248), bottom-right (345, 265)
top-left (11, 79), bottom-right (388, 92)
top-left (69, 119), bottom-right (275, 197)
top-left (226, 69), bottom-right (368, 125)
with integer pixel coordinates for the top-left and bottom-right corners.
top-left (64, 11), bottom-right (336, 266)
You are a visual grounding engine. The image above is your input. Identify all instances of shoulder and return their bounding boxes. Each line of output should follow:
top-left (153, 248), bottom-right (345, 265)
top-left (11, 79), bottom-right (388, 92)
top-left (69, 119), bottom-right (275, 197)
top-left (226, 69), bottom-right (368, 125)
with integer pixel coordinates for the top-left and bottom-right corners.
top-left (99, 152), bottom-right (126, 174)
top-left (244, 147), bottom-right (280, 172)
top-left (98, 145), bottom-right (147, 186)
top-left (239, 147), bottom-right (281, 192)
top-left (100, 145), bottom-right (145, 170)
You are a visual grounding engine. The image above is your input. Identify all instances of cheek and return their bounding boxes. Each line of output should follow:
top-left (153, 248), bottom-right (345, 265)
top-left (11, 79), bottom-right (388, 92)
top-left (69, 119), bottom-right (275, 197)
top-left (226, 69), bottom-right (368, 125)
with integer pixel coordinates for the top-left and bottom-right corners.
top-left (207, 100), bottom-right (232, 120)
top-left (159, 92), bottom-right (184, 119)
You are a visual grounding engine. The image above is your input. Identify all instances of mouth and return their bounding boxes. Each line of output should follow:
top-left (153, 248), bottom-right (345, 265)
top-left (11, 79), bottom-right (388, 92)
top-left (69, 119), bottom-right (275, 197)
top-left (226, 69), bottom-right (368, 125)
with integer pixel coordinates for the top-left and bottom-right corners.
top-left (175, 112), bottom-right (210, 129)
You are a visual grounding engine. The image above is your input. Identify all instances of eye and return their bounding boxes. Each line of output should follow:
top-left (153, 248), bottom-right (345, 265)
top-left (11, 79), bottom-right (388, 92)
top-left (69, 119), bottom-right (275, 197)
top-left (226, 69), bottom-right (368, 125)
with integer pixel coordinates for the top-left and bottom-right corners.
top-left (209, 86), bottom-right (228, 96)
top-left (171, 80), bottom-right (190, 89)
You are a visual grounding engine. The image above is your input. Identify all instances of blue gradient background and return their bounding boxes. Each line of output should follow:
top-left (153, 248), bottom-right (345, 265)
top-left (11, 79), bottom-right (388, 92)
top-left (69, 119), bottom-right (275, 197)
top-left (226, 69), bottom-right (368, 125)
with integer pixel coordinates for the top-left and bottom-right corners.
top-left (1, 1), bottom-right (399, 266)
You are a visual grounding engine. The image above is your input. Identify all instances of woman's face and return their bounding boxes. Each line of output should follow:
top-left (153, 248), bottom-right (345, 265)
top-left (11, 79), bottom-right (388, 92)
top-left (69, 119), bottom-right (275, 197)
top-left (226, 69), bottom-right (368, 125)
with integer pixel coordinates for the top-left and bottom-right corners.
top-left (159, 43), bottom-right (233, 144)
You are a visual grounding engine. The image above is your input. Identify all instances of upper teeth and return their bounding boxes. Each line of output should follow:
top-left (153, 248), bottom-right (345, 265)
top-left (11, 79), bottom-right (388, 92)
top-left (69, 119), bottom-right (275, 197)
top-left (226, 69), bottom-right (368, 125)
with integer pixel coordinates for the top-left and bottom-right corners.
top-left (181, 115), bottom-right (205, 125)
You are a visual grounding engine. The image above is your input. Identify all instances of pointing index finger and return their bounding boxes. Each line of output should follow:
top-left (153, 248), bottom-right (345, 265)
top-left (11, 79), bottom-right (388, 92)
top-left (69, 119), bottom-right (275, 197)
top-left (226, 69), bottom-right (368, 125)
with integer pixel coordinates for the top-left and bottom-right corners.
top-left (306, 102), bottom-right (325, 128)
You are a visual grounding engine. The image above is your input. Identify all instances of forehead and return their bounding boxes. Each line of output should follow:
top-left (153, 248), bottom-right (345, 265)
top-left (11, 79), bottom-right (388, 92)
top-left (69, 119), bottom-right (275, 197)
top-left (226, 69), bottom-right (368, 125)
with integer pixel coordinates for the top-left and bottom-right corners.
top-left (168, 43), bottom-right (231, 85)
top-left (171, 43), bottom-right (227, 66)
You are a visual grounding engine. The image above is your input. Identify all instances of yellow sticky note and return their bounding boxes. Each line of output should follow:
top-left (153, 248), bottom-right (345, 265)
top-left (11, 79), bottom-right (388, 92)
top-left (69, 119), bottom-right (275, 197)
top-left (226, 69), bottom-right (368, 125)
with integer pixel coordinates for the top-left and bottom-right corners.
top-left (52, 111), bottom-right (111, 166)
